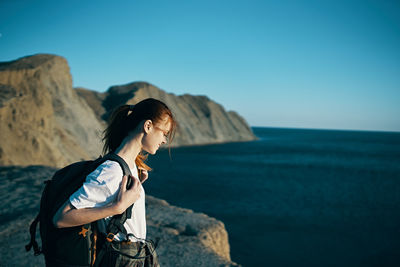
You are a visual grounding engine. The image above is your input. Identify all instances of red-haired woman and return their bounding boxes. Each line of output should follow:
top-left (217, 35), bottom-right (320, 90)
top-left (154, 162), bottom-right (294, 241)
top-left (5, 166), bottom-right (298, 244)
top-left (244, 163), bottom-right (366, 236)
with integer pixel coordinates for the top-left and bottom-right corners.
top-left (53, 98), bottom-right (177, 266)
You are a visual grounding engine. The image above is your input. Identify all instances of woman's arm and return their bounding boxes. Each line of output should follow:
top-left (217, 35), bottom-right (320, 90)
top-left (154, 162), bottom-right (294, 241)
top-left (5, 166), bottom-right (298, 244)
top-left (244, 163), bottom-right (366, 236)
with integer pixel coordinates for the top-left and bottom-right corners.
top-left (53, 175), bottom-right (141, 228)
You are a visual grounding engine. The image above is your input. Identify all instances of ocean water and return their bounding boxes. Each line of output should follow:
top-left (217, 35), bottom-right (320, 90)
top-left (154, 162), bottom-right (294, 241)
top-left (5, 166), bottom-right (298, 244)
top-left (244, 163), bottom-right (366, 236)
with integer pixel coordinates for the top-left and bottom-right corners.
top-left (145, 127), bottom-right (400, 267)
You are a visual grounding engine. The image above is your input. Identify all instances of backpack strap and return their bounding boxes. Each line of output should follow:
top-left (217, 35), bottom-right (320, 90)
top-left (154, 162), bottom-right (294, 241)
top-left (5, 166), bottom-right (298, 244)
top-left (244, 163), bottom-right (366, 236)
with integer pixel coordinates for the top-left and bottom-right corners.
top-left (102, 153), bottom-right (134, 219)
top-left (103, 153), bottom-right (132, 177)
top-left (101, 152), bottom-right (138, 237)
top-left (93, 153), bottom-right (139, 266)
top-left (25, 214), bottom-right (42, 255)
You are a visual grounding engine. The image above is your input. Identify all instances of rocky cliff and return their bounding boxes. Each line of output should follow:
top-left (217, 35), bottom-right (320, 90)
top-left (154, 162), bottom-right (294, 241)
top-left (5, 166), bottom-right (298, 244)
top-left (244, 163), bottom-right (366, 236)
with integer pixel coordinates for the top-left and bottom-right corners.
top-left (0, 54), bottom-right (256, 167)
top-left (0, 54), bottom-right (104, 167)
top-left (76, 82), bottom-right (256, 147)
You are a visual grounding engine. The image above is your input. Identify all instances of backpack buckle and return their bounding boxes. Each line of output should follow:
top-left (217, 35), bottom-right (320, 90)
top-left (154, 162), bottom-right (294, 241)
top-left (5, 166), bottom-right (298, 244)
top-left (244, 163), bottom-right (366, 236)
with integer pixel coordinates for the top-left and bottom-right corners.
top-left (106, 233), bottom-right (115, 242)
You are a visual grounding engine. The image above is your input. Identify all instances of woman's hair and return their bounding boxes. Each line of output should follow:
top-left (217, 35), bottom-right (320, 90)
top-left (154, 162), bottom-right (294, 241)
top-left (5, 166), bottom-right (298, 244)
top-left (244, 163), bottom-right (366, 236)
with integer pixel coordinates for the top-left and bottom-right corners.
top-left (102, 98), bottom-right (177, 171)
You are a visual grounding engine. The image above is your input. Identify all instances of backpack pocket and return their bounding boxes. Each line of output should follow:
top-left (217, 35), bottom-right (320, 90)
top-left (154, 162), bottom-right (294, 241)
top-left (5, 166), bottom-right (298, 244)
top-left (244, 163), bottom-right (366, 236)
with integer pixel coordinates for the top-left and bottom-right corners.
top-left (46, 224), bottom-right (94, 266)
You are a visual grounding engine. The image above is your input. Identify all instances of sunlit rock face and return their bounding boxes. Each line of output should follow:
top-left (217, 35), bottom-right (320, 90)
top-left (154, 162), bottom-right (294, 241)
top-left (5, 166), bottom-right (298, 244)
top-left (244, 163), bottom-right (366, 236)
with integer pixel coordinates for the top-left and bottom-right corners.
top-left (1, 54), bottom-right (255, 167)
top-left (77, 81), bottom-right (257, 147)
top-left (0, 54), bottom-right (103, 167)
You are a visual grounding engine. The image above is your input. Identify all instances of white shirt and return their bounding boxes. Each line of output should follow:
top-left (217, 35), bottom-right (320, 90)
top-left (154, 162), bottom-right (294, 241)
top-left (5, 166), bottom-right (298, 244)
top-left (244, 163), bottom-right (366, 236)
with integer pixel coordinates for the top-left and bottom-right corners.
top-left (69, 160), bottom-right (146, 242)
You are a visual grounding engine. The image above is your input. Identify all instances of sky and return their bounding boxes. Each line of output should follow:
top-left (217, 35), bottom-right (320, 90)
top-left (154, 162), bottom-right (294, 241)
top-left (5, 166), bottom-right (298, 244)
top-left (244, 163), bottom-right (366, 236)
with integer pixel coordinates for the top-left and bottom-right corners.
top-left (1, 0), bottom-right (399, 132)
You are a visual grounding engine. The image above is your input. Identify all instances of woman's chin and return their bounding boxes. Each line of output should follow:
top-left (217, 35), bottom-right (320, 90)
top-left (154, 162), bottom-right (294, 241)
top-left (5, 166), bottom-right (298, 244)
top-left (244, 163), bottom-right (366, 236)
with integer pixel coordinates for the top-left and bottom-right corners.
top-left (142, 148), bottom-right (155, 155)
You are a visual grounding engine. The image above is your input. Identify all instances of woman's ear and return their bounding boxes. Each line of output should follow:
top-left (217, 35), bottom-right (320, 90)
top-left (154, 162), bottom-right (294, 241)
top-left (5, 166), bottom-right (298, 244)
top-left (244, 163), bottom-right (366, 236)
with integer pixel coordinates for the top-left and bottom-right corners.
top-left (143, 120), bottom-right (153, 133)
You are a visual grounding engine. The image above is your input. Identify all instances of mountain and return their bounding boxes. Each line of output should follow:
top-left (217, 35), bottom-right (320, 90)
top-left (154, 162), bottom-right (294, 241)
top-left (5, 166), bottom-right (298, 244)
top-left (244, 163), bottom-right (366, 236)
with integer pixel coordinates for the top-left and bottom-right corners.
top-left (76, 82), bottom-right (256, 147)
top-left (0, 54), bottom-right (256, 167)
top-left (0, 54), bottom-right (103, 167)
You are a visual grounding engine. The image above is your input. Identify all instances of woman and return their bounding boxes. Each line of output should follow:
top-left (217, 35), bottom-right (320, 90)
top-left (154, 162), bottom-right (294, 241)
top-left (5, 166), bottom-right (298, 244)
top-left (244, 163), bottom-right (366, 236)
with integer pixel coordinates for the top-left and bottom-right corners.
top-left (53, 98), bottom-right (177, 266)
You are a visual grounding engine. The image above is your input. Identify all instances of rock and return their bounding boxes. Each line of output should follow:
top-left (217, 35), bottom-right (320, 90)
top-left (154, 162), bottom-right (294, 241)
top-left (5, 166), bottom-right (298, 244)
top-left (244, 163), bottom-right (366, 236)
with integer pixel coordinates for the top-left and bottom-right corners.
top-left (0, 166), bottom-right (240, 267)
top-left (77, 82), bottom-right (257, 147)
top-left (75, 87), bottom-right (107, 124)
top-left (0, 54), bottom-right (256, 167)
top-left (0, 54), bottom-right (104, 167)
top-left (146, 195), bottom-right (240, 266)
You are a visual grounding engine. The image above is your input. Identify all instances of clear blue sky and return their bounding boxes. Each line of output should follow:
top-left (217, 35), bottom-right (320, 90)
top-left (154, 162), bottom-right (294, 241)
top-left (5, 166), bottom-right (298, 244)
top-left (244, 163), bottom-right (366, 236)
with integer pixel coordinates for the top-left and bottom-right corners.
top-left (1, 0), bottom-right (399, 132)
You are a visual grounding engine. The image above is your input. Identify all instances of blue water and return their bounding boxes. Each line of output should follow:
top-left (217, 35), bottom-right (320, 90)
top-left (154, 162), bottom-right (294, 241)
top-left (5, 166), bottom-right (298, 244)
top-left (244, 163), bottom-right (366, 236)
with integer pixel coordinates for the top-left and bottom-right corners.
top-left (145, 127), bottom-right (400, 267)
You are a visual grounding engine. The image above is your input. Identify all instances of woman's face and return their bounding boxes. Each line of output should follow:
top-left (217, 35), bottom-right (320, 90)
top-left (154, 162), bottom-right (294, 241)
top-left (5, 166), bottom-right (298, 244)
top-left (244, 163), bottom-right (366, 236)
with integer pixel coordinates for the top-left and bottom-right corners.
top-left (142, 116), bottom-right (172, 155)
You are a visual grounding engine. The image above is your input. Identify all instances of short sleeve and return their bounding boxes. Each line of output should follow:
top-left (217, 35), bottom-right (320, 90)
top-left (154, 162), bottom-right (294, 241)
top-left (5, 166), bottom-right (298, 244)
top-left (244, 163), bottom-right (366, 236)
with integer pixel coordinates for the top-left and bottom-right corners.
top-left (69, 160), bottom-right (124, 209)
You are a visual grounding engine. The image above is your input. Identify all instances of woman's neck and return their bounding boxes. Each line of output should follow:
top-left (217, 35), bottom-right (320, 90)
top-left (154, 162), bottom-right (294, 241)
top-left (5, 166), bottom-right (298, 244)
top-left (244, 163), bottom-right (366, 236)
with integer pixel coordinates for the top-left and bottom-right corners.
top-left (114, 134), bottom-right (142, 170)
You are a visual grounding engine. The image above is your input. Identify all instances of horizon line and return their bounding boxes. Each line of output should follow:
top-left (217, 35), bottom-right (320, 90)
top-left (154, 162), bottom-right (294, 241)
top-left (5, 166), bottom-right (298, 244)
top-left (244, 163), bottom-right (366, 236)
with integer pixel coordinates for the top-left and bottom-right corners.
top-left (250, 125), bottom-right (400, 134)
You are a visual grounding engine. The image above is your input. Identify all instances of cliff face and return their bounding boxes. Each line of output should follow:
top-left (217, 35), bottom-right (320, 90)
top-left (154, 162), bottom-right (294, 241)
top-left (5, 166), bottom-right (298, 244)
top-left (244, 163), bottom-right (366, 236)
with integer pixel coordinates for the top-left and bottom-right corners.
top-left (0, 166), bottom-right (239, 266)
top-left (0, 54), bottom-right (103, 167)
top-left (76, 82), bottom-right (257, 147)
top-left (1, 54), bottom-right (255, 167)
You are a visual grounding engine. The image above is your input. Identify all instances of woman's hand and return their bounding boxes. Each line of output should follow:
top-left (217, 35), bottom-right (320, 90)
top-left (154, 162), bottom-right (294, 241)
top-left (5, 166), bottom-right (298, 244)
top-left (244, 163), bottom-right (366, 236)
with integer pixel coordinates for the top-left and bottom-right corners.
top-left (114, 175), bottom-right (141, 214)
top-left (139, 168), bottom-right (149, 183)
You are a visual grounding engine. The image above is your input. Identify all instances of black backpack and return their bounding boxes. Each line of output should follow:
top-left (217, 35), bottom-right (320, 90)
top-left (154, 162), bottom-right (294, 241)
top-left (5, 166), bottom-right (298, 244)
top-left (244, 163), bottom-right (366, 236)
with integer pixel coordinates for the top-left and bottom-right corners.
top-left (26, 153), bottom-right (135, 266)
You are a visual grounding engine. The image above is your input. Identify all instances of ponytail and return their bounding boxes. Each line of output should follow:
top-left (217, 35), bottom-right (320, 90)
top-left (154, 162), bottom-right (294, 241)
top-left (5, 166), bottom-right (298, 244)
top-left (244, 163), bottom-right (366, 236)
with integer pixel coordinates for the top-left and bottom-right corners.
top-left (102, 105), bottom-right (131, 154)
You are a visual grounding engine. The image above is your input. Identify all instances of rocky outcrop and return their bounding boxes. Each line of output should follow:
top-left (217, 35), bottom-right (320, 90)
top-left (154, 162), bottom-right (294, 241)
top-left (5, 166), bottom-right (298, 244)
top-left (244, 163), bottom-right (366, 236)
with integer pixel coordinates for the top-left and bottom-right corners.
top-left (146, 196), bottom-right (234, 266)
top-left (0, 54), bottom-right (103, 167)
top-left (0, 166), bottom-right (239, 266)
top-left (0, 54), bottom-right (256, 167)
top-left (76, 82), bottom-right (257, 147)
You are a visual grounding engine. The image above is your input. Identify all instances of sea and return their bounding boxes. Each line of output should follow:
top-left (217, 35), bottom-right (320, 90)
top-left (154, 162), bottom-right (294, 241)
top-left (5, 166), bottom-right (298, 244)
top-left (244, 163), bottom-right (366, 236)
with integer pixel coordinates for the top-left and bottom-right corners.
top-left (145, 127), bottom-right (400, 267)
